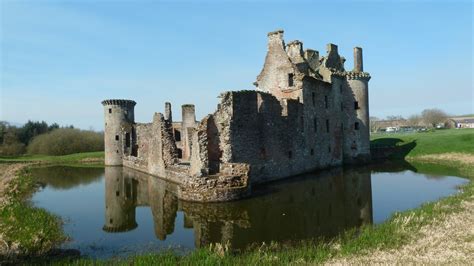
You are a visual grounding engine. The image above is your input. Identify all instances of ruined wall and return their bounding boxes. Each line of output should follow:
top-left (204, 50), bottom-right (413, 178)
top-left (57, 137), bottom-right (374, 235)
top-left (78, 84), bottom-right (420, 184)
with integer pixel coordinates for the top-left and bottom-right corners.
top-left (194, 88), bottom-right (344, 185)
top-left (255, 30), bottom-right (302, 100)
top-left (123, 112), bottom-right (178, 177)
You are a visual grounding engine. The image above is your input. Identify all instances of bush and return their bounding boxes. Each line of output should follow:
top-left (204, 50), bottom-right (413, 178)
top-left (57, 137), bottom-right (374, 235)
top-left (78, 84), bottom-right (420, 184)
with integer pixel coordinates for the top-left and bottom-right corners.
top-left (0, 142), bottom-right (26, 156)
top-left (27, 128), bottom-right (104, 156)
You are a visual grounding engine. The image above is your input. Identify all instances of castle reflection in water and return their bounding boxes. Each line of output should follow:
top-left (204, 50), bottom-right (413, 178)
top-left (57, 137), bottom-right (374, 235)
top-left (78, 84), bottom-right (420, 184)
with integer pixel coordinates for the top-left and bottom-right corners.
top-left (103, 166), bottom-right (373, 249)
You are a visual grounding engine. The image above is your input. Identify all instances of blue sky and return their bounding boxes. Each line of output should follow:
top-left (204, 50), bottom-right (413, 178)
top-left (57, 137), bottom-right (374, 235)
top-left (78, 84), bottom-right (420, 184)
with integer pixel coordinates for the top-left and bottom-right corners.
top-left (1, 0), bottom-right (472, 130)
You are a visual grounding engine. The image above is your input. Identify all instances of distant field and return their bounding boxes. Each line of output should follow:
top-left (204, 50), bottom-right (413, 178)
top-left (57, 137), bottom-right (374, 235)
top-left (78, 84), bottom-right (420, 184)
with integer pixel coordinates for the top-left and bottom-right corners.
top-left (371, 128), bottom-right (474, 158)
top-left (0, 151), bottom-right (104, 164)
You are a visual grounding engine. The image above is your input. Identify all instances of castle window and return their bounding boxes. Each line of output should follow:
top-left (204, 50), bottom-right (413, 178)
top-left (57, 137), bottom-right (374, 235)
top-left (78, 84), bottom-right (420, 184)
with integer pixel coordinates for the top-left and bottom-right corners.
top-left (355, 122), bottom-right (360, 130)
top-left (340, 102), bottom-right (344, 111)
top-left (326, 119), bottom-right (330, 133)
top-left (288, 73), bottom-right (294, 87)
top-left (328, 145), bottom-right (331, 153)
top-left (260, 148), bottom-right (266, 159)
top-left (354, 101), bottom-right (360, 110)
top-left (312, 92), bottom-right (315, 106)
top-left (325, 96), bottom-right (328, 109)
top-left (288, 151), bottom-right (293, 159)
top-left (115, 135), bottom-right (119, 141)
top-left (109, 108), bottom-right (112, 114)
top-left (310, 148), bottom-right (314, 155)
top-left (125, 132), bottom-right (130, 147)
top-left (177, 148), bottom-right (183, 159)
top-left (174, 129), bottom-right (181, 141)
top-left (314, 118), bottom-right (317, 132)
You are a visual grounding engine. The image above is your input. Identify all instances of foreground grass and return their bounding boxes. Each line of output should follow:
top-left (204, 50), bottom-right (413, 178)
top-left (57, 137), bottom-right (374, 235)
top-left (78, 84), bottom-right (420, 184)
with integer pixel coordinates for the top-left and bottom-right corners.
top-left (0, 166), bottom-right (66, 259)
top-left (0, 151), bottom-right (104, 166)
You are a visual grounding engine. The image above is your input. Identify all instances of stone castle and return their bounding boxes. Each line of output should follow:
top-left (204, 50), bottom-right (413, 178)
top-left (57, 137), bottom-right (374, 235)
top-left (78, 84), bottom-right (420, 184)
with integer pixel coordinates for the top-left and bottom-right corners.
top-left (102, 30), bottom-right (371, 202)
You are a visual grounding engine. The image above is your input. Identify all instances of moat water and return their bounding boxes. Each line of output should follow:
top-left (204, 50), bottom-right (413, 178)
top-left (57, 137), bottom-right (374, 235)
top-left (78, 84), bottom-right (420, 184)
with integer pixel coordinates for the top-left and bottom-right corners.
top-left (30, 162), bottom-right (468, 259)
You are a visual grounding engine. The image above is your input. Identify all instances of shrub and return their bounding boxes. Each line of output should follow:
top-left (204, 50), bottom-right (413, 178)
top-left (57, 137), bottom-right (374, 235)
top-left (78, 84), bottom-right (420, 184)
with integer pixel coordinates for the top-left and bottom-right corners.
top-left (27, 128), bottom-right (104, 156)
top-left (0, 142), bottom-right (26, 156)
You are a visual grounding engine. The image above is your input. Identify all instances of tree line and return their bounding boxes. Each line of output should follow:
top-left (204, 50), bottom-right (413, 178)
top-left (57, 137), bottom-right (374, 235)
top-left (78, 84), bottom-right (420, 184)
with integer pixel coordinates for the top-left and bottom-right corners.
top-left (0, 120), bottom-right (103, 156)
top-left (370, 108), bottom-right (451, 132)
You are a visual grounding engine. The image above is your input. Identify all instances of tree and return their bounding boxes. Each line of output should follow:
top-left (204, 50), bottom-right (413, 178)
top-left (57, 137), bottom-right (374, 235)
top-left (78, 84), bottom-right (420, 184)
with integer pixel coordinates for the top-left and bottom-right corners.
top-left (369, 116), bottom-right (380, 132)
top-left (18, 120), bottom-right (49, 145)
top-left (407, 114), bottom-right (422, 127)
top-left (386, 115), bottom-right (405, 121)
top-left (421, 108), bottom-right (448, 128)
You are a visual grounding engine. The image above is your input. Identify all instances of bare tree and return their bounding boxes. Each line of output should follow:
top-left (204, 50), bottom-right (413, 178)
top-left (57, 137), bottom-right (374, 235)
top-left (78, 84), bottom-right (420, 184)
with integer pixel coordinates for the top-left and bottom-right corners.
top-left (421, 108), bottom-right (448, 128)
top-left (386, 115), bottom-right (405, 121)
top-left (407, 114), bottom-right (422, 127)
top-left (369, 116), bottom-right (380, 132)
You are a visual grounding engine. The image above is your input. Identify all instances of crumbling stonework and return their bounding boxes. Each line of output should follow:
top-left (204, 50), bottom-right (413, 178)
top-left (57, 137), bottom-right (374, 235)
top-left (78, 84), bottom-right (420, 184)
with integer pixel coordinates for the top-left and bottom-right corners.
top-left (102, 29), bottom-right (371, 202)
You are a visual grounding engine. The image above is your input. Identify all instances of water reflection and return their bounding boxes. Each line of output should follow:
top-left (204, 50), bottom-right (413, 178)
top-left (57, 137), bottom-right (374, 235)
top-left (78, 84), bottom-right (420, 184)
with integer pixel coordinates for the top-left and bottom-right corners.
top-left (103, 167), bottom-right (373, 249)
top-left (34, 166), bottom-right (103, 190)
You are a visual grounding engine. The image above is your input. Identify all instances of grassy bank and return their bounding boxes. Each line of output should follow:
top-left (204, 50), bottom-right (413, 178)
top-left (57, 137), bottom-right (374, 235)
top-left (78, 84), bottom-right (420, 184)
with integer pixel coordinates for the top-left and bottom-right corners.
top-left (0, 165), bottom-right (66, 261)
top-left (0, 151), bottom-right (104, 262)
top-left (0, 151), bottom-right (104, 166)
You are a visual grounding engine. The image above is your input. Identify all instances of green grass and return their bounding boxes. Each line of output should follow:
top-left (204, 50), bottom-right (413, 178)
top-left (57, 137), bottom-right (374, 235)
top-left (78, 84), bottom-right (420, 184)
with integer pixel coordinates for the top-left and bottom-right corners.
top-left (0, 151), bottom-right (104, 165)
top-left (0, 168), bottom-right (67, 258)
top-left (371, 128), bottom-right (474, 158)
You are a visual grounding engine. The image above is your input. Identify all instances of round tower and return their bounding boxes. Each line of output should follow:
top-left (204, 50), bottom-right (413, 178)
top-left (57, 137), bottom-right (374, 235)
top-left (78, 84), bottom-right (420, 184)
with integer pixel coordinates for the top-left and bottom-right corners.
top-left (101, 99), bottom-right (136, 166)
top-left (344, 47), bottom-right (371, 163)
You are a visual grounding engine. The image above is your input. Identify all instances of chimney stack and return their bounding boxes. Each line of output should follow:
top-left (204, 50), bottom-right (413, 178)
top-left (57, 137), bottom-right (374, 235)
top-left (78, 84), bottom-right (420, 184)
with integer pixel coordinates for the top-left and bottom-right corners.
top-left (353, 47), bottom-right (363, 72)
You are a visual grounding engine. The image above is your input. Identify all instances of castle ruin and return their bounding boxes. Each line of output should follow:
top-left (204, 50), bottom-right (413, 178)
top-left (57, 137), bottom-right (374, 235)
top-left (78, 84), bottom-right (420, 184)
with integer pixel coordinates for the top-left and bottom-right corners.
top-left (102, 30), bottom-right (371, 202)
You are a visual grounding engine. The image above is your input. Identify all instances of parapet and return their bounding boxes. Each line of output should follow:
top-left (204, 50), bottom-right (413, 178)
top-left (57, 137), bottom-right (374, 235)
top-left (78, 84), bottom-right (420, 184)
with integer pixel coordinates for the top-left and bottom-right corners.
top-left (101, 99), bottom-right (136, 107)
top-left (267, 29), bottom-right (284, 37)
top-left (346, 71), bottom-right (371, 80)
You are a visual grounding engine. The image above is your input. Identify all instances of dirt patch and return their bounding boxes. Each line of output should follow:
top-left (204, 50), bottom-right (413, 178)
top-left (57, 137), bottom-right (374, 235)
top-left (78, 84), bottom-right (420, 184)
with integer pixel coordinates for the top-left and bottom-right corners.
top-left (0, 163), bottom-right (31, 207)
top-left (79, 157), bottom-right (104, 164)
top-left (328, 198), bottom-right (474, 264)
top-left (413, 152), bottom-right (474, 166)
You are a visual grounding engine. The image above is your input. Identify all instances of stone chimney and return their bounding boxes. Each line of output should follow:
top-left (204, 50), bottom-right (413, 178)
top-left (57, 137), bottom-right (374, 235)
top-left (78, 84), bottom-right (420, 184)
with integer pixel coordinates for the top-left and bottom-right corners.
top-left (304, 49), bottom-right (319, 70)
top-left (164, 102), bottom-right (172, 122)
top-left (287, 40), bottom-right (305, 63)
top-left (267, 29), bottom-right (285, 49)
top-left (353, 47), bottom-right (363, 72)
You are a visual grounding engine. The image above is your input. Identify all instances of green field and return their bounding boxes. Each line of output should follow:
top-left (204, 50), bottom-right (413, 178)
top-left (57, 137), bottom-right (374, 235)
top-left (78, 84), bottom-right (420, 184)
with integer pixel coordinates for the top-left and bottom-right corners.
top-left (0, 151), bottom-right (104, 165)
top-left (371, 128), bottom-right (474, 158)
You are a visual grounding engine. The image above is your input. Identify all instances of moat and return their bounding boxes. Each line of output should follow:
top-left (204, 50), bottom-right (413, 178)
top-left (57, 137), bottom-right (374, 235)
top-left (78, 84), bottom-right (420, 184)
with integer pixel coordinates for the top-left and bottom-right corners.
top-left (29, 163), bottom-right (468, 259)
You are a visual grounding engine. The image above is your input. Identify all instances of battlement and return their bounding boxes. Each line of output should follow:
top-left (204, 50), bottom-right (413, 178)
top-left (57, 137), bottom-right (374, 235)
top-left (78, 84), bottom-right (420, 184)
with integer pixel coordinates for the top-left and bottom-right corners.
top-left (346, 71), bottom-right (371, 80)
top-left (102, 99), bottom-right (137, 107)
top-left (267, 29), bottom-right (284, 37)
